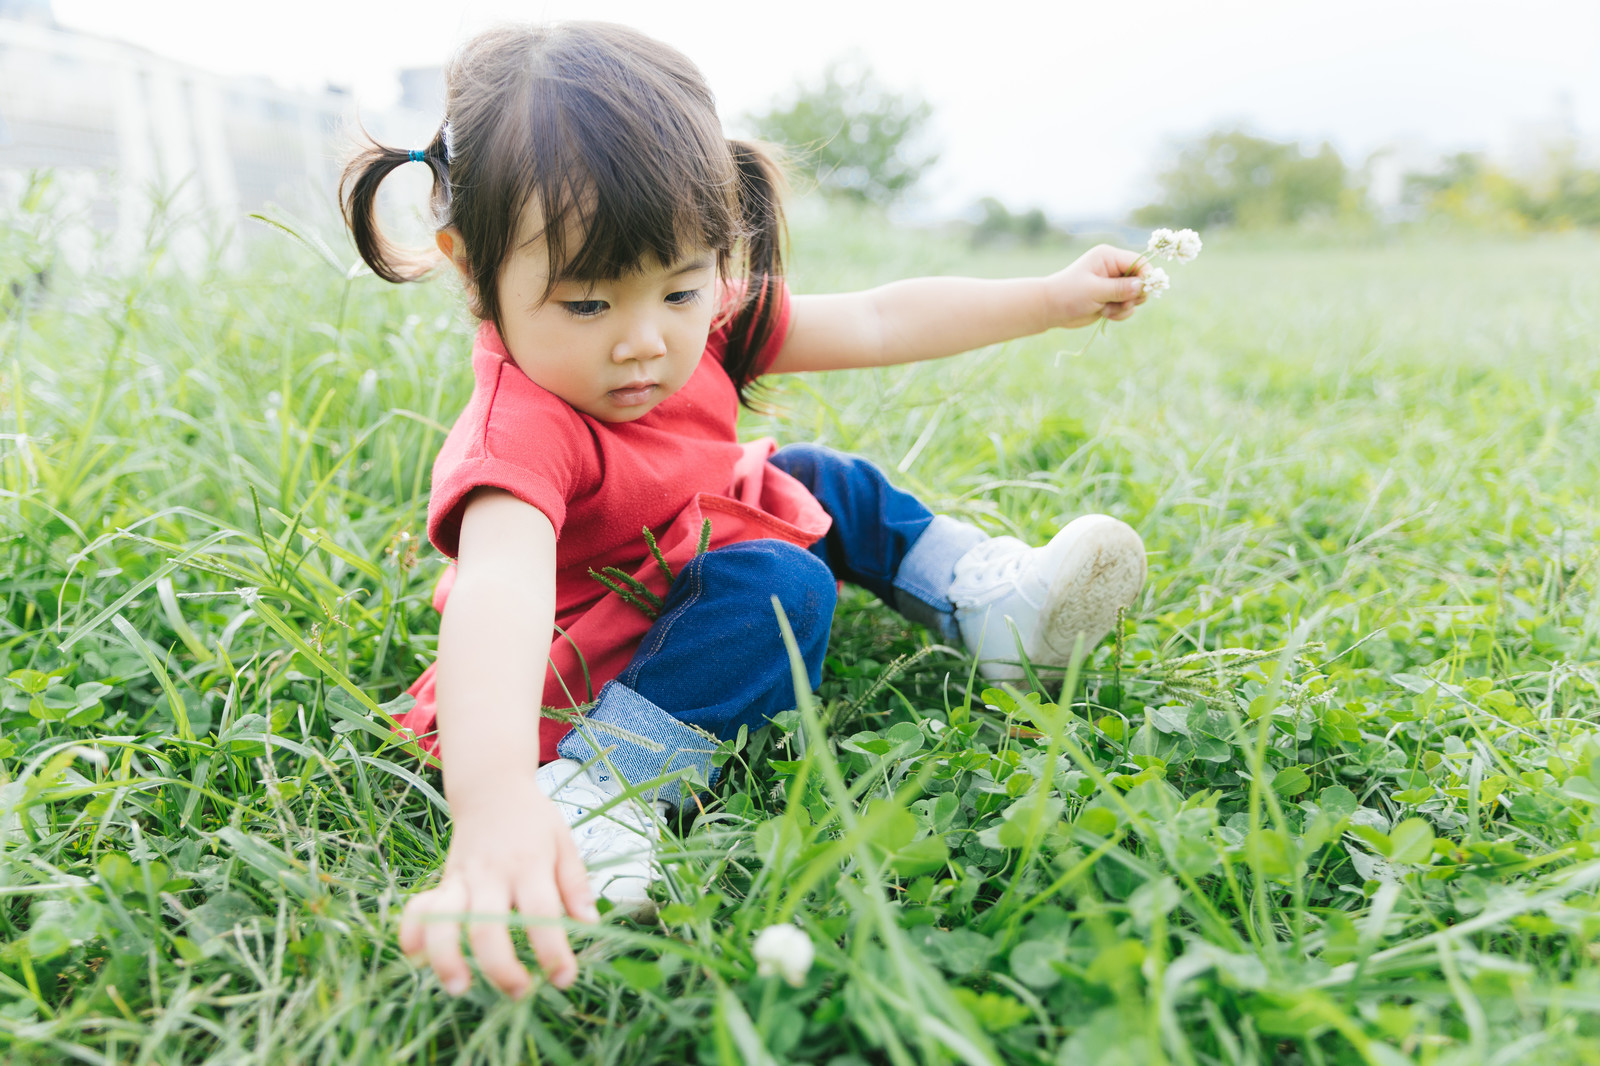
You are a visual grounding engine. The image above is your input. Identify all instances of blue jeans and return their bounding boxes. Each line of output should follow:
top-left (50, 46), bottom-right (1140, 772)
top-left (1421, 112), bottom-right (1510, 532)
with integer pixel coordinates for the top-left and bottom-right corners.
top-left (556, 443), bottom-right (986, 804)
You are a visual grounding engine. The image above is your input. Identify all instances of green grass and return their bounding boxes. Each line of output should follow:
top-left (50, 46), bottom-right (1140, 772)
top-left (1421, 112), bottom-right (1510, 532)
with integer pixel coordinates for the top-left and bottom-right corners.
top-left (3, 181), bottom-right (1600, 1064)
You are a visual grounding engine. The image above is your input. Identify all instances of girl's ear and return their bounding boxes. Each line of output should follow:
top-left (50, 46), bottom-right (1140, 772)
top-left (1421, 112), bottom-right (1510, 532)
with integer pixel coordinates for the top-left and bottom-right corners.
top-left (435, 227), bottom-right (473, 285)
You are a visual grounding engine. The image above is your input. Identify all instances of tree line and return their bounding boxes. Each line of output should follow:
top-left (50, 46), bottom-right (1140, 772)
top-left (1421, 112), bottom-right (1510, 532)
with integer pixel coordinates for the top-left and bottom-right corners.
top-left (1132, 130), bottom-right (1600, 232)
top-left (748, 63), bottom-right (1600, 233)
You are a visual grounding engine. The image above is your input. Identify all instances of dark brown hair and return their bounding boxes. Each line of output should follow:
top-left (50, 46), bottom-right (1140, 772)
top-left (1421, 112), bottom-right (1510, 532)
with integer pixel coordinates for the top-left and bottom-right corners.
top-left (340, 22), bottom-right (786, 401)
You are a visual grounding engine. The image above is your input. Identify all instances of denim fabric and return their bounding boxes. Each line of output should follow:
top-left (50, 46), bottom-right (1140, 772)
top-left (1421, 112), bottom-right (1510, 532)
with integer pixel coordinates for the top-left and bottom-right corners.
top-left (769, 443), bottom-right (986, 642)
top-left (557, 445), bottom-right (989, 806)
top-left (556, 539), bottom-right (836, 804)
top-left (554, 682), bottom-right (720, 806)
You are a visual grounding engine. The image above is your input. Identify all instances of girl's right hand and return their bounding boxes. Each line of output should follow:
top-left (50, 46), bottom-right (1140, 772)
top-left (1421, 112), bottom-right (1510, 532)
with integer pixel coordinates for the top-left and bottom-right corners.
top-left (1044, 244), bottom-right (1152, 328)
top-left (399, 779), bottom-right (599, 997)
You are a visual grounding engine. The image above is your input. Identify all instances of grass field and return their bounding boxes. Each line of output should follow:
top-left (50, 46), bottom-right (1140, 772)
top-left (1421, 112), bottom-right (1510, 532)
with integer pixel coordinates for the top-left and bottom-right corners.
top-left (3, 186), bottom-right (1600, 1064)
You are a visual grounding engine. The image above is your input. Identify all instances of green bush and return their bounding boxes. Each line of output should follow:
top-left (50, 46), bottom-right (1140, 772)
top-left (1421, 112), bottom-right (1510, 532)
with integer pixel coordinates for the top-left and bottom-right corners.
top-left (1134, 129), bottom-right (1368, 230)
top-left (747, 59), bottom-right (938, 209)
top-left (1405, 150), bottom-right (1600, 230)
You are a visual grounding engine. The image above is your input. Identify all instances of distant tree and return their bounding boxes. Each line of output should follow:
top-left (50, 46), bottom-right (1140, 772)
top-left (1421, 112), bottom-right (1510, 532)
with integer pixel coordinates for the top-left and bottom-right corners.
top-left (1404, 151), bottom-right (1600, 230)
top-left (970, 197), bottom-right (1058, 247)
top-left (1134, 130), bottom-right (1364, 229)
top-left (1539, 164), bottom-right (1600, 227)
top-left (748, 60), bottom-right (938, 208)
top-left (1401, 153), bottom-right (1524, 229)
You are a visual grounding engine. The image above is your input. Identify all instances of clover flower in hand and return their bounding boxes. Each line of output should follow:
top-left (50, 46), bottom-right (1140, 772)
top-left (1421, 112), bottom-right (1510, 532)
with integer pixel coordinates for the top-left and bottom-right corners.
top-left (1145, 227), bottom-right (1202, 264)
top-left (753, 924), bottom-right (814, 987)
top-left (1131, 227), bottom-right (1199, 302)
top-left (1171, 228), bottom-right (1202, 263)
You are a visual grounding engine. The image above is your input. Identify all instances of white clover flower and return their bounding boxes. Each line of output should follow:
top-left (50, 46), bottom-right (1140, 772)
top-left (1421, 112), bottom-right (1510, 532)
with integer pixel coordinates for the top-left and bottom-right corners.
top-left (1172, 228), bottom-right (1203, 263)
top-left (1141, 267), bottom-right (1171, 298)
top-left (752, 923), bottom-right (814, 987)
top-left (1146, 228), bottom-right (1177, 258)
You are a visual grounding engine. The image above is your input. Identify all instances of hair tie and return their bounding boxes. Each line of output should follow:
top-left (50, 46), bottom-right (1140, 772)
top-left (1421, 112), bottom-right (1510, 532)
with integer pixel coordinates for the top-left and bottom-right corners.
top-left (408, 149), bottom-right (427, 163)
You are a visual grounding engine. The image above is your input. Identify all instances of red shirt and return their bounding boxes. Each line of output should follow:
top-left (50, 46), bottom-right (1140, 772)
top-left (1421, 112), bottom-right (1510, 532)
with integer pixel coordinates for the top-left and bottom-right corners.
top-left (395, 284), bottom-right (831, 760)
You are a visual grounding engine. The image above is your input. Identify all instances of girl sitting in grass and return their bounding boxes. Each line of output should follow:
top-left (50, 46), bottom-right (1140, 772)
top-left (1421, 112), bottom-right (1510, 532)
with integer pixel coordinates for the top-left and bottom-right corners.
top-left (340, 20), bottom-right (1153, 999)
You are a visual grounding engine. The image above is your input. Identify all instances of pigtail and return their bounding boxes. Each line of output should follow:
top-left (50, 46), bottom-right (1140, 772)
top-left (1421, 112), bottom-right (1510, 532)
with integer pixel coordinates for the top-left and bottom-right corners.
top-left (721, 139), bottom-right (788, 403)
top-left (339, 125), bottom-right (451, 283)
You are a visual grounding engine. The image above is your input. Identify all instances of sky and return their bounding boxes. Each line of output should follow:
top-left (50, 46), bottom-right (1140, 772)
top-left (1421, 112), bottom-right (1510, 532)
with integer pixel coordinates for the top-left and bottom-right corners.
top-left (51, 0), bottom-right (1600, 221)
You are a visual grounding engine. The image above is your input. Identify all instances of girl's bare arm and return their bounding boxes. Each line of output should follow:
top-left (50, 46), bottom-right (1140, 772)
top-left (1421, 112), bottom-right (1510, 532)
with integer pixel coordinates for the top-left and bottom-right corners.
top-left (398, 488), bottom-right (597, 997)
top-left (767, 244), bottom-right (1152, 374)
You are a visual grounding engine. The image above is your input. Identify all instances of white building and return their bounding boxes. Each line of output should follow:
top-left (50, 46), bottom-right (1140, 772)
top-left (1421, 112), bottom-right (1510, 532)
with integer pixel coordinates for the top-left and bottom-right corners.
top-left (0, 2), bottom-right (436, 271)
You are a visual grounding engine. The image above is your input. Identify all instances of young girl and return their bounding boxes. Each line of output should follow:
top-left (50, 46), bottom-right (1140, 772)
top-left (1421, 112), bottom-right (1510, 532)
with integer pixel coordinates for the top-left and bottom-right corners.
top-left (341, 21), bottom-right (1152, 1000)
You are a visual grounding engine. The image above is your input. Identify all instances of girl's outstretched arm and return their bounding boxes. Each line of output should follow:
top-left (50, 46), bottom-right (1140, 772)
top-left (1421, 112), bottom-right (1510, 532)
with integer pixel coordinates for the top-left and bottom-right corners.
top-left (397, 489), bottom-right (598, 998)
top-left (767, 244), bottom-right (1151, 374)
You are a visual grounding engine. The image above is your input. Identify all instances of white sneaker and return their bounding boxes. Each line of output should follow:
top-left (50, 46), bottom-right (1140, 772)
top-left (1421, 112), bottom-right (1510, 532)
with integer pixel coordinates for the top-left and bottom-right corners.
top-left (949, 514), bottom-right (1146, 681)
top-left (535, 758), bottom-right (663, 914)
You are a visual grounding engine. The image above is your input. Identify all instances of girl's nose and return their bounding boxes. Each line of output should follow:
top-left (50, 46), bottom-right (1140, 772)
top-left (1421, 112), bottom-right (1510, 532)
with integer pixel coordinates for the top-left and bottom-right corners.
top-left (611, 317), bottom-right (667, 363)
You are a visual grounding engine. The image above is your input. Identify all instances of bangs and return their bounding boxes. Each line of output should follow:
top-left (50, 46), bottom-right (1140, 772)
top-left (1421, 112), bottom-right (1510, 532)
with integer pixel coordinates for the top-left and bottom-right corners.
top-left (511, 38), bottom-right (741, 296)
top-left (534, 174), bottom-right (723, 289)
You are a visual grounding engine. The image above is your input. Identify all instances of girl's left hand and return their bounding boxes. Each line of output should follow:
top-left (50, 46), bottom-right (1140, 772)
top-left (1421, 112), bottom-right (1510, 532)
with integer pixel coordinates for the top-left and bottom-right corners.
top-left (1045, 244), bottom-right (1151, 329)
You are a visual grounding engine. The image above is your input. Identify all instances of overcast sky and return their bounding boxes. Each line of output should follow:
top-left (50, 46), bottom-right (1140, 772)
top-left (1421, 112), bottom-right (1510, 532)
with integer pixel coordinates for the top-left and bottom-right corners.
top-left (52, 0), bottom-right (1600, 219)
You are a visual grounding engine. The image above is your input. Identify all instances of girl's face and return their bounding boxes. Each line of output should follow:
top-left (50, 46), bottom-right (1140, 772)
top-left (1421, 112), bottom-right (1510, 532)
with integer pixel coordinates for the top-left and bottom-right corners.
top-left (438, 219), bottom-right (719, 423)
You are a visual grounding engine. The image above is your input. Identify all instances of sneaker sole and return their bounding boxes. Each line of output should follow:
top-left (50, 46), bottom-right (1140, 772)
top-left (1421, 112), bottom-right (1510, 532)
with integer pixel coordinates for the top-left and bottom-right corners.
top-left (1029, 515), bottom-right (1146, 665)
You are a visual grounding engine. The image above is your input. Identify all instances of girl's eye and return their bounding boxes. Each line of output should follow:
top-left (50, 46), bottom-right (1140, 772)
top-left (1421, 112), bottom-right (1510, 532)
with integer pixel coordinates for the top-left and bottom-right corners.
top-left (563, 300), bottom-right (606, 317)
top-left (665, 289), bottom-right (702, 306)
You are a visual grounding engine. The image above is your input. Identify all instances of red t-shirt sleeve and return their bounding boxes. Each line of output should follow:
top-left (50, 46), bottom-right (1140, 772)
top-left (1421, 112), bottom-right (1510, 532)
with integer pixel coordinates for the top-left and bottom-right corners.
top-left (706, 278), bottom-right (793, 379)
top-left (426, 358), bottom-right (587, 559)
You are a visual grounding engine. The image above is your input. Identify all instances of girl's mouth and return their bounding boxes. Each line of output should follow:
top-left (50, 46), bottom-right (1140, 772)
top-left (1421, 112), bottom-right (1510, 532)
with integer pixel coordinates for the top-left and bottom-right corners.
top-left (608, 383), bottom-right (658, 406)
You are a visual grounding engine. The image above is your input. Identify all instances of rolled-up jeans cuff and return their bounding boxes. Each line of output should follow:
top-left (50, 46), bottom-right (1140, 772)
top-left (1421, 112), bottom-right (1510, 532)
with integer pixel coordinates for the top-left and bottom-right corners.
top-left (891, 515), bottom-right (988, 645)
top-left (554, 681), bottom-right (720, 807)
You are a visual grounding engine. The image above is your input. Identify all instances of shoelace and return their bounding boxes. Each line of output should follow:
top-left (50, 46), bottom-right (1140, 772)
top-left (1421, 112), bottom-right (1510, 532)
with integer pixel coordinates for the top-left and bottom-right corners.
top-left (540, 763), bottom-right (662, 836)
top-left (556, 782), bottom-right (655, 835)
top-left (959, 543), bottom-right (1030, 588)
